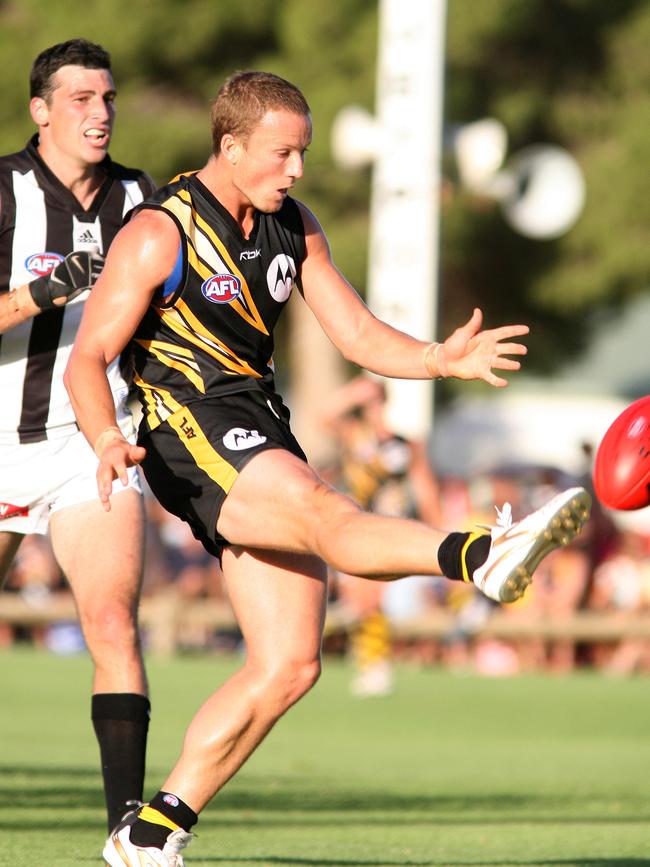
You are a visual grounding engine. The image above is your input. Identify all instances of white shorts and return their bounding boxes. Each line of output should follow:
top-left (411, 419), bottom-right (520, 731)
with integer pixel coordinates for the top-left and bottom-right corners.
top-left (0, 425), bottom-right (142, 536)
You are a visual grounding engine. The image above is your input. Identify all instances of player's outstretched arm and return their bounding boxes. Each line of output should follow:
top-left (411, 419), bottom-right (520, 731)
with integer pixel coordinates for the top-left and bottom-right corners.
top-left (425, 307), bottom-right (528, 388)
top-left (64, 210), bottom-right (179, 510)
top-left (297, 202), bottom-right (528, 387)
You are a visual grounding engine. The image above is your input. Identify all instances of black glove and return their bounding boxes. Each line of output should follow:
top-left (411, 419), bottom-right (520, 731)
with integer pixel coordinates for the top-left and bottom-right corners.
top-left (29, 249), bottom-right (104, 310)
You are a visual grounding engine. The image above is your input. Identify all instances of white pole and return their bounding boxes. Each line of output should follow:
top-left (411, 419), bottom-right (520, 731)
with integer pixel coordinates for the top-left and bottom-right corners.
top-left (368, 0), bottom-right (446, 439)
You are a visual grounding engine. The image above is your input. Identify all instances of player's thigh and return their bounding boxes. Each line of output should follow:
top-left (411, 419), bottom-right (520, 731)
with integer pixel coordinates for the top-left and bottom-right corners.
top-left (49, 488), bottom-right (145, 609)
top-left (0, 531), bottom-right (23, 583)
top-left (0, 439), bottom-right (62, 537)
top-left (218, 448), bottom-right (360, 552)
top-left (221, 545), bottom-right (327, 664)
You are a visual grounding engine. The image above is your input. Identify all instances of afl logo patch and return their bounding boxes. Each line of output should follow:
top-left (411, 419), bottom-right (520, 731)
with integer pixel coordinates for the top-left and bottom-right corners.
top-left (267, 254), bottom-right (296, 303)
top-left (163, 794), bottom-right (179, 807)
top-left (201, 273), bottom-right (242, 304)
top-left (25, 251), bottom-right (64, 277)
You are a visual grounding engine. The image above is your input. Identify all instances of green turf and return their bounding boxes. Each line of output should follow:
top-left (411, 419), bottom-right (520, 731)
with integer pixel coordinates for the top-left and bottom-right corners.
top-left (1, 646), bottom-right (650, 866)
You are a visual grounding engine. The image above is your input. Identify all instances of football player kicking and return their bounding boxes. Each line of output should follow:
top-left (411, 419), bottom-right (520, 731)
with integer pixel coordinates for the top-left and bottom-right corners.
top-left (65, 70), bottom-right (591, 865)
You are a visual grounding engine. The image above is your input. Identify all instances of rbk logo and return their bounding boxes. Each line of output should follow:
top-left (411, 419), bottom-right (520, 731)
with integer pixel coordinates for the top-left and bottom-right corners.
top-left (240, 249), bottom-right (261, 260)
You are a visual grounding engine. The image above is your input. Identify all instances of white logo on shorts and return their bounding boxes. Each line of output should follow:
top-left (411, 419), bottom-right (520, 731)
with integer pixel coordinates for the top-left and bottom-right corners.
top-left (223, 428), bottom-right (267, 450)
top-left (267, 254), bottom-right (296, 302)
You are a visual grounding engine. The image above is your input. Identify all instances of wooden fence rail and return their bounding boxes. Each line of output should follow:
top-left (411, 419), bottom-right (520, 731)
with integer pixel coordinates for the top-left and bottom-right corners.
top-left (2, 592), bottom-right (650, 657)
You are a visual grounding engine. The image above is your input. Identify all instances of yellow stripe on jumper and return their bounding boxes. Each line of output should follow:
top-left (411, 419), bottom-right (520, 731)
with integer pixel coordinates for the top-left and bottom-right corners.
top-left (156, 298), bottom-right (261, 378)
top-left (135, 338), bottom-right (205, 394)
top-left (164, 192), bottom-right (268, 335)
top-left (133, 376), bottom-right (183, 430)
top-left (177, 189), bottom-right (268, 334)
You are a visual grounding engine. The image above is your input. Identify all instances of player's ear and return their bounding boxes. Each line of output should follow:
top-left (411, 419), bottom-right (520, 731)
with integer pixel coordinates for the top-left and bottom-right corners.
top-left (30, 97), bottom-right (49, 127)
top-left (221, 134), bottom-right (241, 165)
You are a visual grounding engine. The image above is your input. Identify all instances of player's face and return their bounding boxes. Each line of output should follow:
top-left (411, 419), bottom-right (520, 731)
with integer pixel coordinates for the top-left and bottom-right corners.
top-left (232, 109), bottom-right (312, 213)
top-left (32, 65), bottom-right (116, 168)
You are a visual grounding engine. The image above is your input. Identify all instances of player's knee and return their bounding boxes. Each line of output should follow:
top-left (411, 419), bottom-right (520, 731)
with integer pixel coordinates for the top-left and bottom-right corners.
top-left (261, 656), bottom-right (322, 713)
top-left (293, 656), bottom-right (321, 697)
top-left (79, 598), bottom-right (139, 650)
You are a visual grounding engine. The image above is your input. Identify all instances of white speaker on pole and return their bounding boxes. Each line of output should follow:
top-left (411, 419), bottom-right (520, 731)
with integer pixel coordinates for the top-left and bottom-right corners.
top-left (453, 120), bottom-right (586, 239)
top-left (330, 105), bottom-right (381, 170)
top-left (496, 144), bottom-right (586, 240)
top-left (452, 117), bottom-right (508, 193)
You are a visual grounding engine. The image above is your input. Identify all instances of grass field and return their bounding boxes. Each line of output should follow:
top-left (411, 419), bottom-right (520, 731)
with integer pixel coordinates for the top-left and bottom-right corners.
top-left (1, 646), bottom-right (650, 867)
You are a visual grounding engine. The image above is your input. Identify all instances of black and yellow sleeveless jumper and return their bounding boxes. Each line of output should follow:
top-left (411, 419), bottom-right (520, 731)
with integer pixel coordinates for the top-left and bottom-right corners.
top-left (129, 172), bottom-right (306, 435)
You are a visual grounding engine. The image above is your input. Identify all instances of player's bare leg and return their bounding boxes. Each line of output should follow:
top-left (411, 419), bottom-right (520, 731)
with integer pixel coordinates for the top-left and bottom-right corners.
top-left (216, 450), bottom-right (591, 602)
top-left (105, 547), bottom-right (327, 862)
top-left (0, 531), bottom-right (23, 582)
top-left (217, 450), bottom-right (447, 578)
top-left (50, 488), bottom-right (147, 693)
top-left (162, 546), bottom-right (326, 810)
top-left (50, 487), bottom-right (149, 830)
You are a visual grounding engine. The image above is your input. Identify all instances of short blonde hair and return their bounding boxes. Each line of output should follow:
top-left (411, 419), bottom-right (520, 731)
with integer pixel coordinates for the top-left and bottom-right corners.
top-left (211, 71), bottom-right (310, 155)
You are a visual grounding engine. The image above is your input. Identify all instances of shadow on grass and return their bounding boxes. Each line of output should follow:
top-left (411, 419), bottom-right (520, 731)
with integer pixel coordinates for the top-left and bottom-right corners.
top-left (69, 855), bottom-right (650, 867)
top-left (2, 764), bottom-right (649, 839)
top-left (78, 857), bottom-right (650, 866)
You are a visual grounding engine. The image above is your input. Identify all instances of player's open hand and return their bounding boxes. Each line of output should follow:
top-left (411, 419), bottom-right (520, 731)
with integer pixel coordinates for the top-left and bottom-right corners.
top-left (433, 308), bottom-right (529, 387)
top-left (95, 430), bottom-right (146, 511)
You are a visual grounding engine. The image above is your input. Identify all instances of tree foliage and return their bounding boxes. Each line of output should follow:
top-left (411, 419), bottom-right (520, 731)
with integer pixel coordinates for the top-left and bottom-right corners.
top-left (442, 0), bottom-right (650, 374)
top-left (1, 0), bottom-right (648, 376)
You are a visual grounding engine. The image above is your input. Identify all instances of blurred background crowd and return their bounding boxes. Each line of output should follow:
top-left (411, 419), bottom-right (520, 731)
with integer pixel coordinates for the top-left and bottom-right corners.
top-left (3, 373), bottom-right (650, 688)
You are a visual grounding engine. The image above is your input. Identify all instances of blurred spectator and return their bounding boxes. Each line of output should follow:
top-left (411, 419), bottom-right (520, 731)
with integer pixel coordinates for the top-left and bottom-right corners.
top-left (321, 375), bottom-right (442, 696)
top-left (0, 533), bottom-right (80, 651)
top-left (143, 495), bottom-right (237, 652)
top-left (465, 466), bottom-right (593, 675)
top-left (588, 520), bottom-right (650, 675)
top-left (2, 449), bottom-right (649, 678)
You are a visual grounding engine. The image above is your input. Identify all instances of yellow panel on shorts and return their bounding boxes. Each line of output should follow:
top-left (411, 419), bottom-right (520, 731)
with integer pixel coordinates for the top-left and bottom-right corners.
top-left (167, 406), bottom-right (238, 493)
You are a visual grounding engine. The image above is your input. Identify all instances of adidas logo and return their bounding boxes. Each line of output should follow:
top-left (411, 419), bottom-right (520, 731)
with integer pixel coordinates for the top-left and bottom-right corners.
top-left (76, 229), bottom-right (99, 246)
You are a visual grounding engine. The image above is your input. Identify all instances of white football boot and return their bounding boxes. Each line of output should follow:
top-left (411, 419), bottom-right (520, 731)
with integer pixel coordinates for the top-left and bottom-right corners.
top-left (103, 812), bottom-right (194, 867)
top-left (472, 486), bottom-right (592, 603)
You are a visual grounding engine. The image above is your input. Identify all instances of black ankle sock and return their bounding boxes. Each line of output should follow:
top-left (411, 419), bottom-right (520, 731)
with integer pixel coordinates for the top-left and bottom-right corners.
top-left (92, 693), bottom-right (150, 832)
top-left (438, 532), bottom-right (491, 581)
top-left (149, 791), bottom-right (198, 831)
top-left (130, 792), bottom-right (198, 849)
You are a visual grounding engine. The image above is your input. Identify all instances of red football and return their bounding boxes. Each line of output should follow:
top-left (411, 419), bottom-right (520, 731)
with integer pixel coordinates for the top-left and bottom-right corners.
top-left (594, 395), bottom-right (650, 510)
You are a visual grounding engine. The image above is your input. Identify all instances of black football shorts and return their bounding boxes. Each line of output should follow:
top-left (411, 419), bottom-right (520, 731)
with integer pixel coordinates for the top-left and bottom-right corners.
top-left (139, 389), bottom-right (307, 557)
